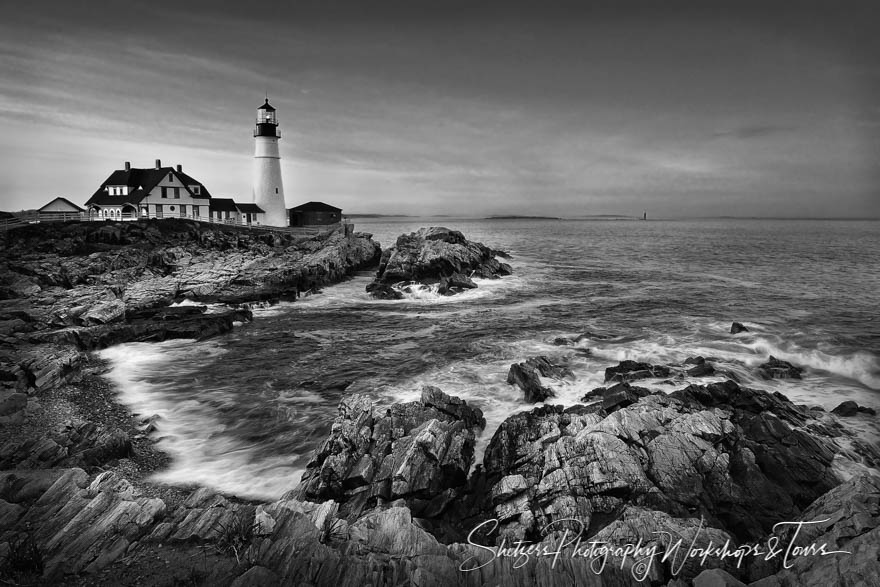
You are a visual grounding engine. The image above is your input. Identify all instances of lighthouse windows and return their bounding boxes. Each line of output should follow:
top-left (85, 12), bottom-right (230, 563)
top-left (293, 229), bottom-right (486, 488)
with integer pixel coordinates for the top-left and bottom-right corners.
top-left (275, 188), bottom-right (279, 193)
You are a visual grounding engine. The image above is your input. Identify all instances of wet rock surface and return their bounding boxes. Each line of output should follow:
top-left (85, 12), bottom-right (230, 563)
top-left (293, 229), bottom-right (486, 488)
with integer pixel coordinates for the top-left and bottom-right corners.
top-left (366, 227), bottom-right (511, 298)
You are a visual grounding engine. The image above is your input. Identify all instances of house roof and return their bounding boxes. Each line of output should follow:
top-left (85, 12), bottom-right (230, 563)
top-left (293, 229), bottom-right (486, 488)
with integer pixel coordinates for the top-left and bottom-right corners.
top-left (209, 198), bottom-right (239, 212)
top-left (289, 201), bottom-right (342, 213)
top-left (235, 203), bottom-right (264, 213)
top-left (85, 189), bottom-right (149, 207)
top-left (39, 197), bottom-right (84, 212)
top-left (258, 99), bottom-right (276, 112)
top-left (85, 166), bottom-right (210, 206)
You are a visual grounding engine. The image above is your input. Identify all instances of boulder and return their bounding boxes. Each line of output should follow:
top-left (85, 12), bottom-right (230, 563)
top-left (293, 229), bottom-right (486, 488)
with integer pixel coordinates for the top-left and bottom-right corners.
top-left (367, 227), bottom-right (511, 297)
top-left (684, 356), bottom-right (717, 377)
top-left (830, 400), bottom-right (876, 417)
top-left (730, 322), bottom-right (749, 334)
top-left (756, 356), bottom-right (804, 380)
top-left (604, 360), bottom-right (671, 382)
top-left (507, 363), bottom-right (552, 403)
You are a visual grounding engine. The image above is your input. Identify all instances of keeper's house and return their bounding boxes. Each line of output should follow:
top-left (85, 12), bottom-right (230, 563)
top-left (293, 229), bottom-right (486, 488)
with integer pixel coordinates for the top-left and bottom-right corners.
top-left (84, 160), bottom-right (264, 225)
top-left (288, 201), bottom-right (342, 226)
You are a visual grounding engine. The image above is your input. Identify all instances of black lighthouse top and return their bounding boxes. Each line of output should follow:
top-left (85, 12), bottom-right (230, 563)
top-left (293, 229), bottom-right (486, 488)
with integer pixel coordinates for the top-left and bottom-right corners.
top-left (254, 99), bottom-right (280, 138)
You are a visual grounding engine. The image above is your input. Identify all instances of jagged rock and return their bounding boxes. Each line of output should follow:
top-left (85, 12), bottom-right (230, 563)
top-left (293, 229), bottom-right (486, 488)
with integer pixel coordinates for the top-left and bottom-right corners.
top-left (0, 419), bottom-right (131, 469)
top-left (730, 322), bottom-right (749, 334)
top-left (756, 356), bottom-right (803, 380)
top-left (506, 356), bottom-right (572, 403)
top-left (507, 362), bottom-right (553, 403)
top-left (479, 381), bottom-right (841, 547)
top-left (830, 400), bottom-right (876, 417)
top-left (80, 299), bottom-right (126, 326)
top-left (367, 227), bottom-right (511, 297)
top-left (582, 381), bottom-right (654, 413)
top-left (17, 347), bottom-right (82, 392)
top-left (293, 386), bottom-right (485, 519)
top-left (748, 474), bottom-right (880, 586)
top-left (9, 469), bottom-right (166, 581)
top-left (685, 356), bottom-right (717, 377)
top-left (604, 360), bottom-right (671, 382)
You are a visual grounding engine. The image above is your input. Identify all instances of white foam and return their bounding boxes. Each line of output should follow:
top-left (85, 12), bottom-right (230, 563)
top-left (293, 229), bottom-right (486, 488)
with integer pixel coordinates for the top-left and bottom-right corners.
top-left (98, 340), bottom-right (306, 500)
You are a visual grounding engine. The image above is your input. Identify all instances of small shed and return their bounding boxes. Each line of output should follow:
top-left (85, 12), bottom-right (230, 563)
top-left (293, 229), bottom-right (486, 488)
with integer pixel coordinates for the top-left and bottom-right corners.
top-left (235, 202), bottom-right (265, 226)
top-left (38, 197), bottom-right (84, 220)
top-left (288, 201), bottom-right (342, 226)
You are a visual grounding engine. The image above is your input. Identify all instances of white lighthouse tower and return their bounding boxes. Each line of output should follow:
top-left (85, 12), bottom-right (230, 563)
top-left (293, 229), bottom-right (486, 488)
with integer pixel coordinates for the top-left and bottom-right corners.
top-left (252, 98), bottom-right (288, 226)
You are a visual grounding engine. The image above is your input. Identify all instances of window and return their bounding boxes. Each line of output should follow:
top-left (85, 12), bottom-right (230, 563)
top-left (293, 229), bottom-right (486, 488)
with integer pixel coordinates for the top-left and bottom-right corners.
top-left (192, 205), bottom-right (200, 218)
top-left (173, 187), bottom-right (180, 199)
top-left (180, 205), bottom-right (187, 217)
top-left (168, 173), bottom-right (173, 182)
top-left (161, 187), bottom-right (168, 198)
top-left (156, 204), bottom-right (164, 218)
top-left (169, 206), bottom-right (176, 212)
top-left (275, 188), bottom-right (279, 194)
top-left (191, 186), bottom-right (200, 195)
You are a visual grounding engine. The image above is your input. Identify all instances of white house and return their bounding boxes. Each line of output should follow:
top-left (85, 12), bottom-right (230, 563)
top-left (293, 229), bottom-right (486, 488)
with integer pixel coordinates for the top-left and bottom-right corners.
top-left (84, 160), bottom-right (263, 224)
top-left (85, 160), bottom-right (212, 221)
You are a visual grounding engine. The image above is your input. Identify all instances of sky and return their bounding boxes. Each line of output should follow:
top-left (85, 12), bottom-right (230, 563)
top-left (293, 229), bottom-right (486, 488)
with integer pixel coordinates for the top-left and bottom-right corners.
top-left (1, 0), bottom-right (878, 218)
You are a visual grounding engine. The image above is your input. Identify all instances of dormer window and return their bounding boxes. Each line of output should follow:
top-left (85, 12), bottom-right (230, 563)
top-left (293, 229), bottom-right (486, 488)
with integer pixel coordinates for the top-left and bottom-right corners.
top-left (191, 185), bottom-right (200, 195)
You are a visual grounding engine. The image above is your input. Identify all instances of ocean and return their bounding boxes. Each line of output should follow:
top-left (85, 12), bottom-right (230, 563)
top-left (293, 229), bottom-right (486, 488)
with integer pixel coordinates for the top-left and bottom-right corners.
top-left (98, 218), bottom-right (880, 500)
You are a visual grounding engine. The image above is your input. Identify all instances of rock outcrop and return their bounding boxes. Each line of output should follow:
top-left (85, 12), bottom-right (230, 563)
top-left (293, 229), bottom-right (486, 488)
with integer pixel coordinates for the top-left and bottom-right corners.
top-left (478, 380), bottom-right (840, 551)
top-left (292, 386), bottom-right (485, 519)
top-left (0, 219), bottom-right (381, 395)
top-left (366, 227), bottom-right (511, 299)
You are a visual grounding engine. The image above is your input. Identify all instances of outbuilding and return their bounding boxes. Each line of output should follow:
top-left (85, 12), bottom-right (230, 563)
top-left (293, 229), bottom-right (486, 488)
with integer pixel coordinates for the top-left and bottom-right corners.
top-left (288, 201), bottom-right (342, 226)
top-left (38, 197), bottom-right (84, 221)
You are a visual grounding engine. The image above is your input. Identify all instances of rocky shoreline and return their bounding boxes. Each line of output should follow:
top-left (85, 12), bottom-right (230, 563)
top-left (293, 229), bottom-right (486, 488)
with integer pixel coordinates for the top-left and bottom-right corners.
top-left (2, 222), bottom-right (878, 586)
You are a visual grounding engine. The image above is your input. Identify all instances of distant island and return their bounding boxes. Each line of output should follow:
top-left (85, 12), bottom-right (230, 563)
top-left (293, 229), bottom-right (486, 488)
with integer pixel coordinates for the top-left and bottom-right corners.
top-left (345, 213), bottom-right (416, 218)
top-left (484, 215), bottom-right (563, 220)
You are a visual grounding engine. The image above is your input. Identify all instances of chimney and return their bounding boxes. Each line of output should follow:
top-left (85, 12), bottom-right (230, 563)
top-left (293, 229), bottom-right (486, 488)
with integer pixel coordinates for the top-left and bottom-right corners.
top-left (124, 161), bottom-right (131, 171)
top-left (155, 159), bottom-right (161, 169)
top-left (176, 164), bottom-right (182, 173)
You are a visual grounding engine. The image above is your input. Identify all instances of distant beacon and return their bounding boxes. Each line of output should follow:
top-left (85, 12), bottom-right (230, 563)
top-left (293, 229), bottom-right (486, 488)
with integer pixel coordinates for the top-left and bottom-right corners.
top-left (252, 98), bottom-right (287, 226)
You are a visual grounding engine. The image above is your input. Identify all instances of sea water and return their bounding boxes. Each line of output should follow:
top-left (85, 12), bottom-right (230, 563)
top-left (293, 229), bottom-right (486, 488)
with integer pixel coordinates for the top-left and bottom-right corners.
top-left (98, 218), bottom-right (880, 499)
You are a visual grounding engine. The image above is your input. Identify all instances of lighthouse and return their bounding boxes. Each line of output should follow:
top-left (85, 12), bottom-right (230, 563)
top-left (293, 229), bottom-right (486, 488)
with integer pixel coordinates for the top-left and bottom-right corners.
top-left (252, 98), bottom-right (287, 226)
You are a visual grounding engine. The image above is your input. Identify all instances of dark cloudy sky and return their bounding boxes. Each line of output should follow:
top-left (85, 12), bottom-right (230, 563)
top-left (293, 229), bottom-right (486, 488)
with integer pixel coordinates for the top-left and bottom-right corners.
top-left (2, 1), bottom-right (878, 217)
